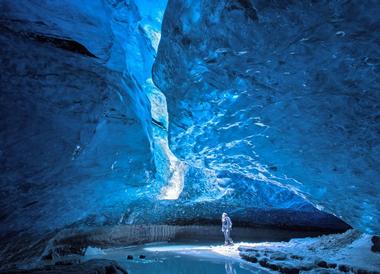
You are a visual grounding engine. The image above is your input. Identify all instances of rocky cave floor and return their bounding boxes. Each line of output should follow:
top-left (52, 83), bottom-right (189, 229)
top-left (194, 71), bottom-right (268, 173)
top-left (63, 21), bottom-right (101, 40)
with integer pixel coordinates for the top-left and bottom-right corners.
top-left (2, 228), bottom-right (379, 274)
top-left (236, 230), bottom-right (380, 274)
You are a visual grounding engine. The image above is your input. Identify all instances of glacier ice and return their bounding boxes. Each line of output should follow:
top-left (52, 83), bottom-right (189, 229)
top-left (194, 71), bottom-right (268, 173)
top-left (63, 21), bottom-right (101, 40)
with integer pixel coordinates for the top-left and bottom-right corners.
top-left (153, 0), bottom-right (380, 234)
top-left (1, 0), bottom-right (377, 245)
top-left (0, 0), bottom-right (168, 233)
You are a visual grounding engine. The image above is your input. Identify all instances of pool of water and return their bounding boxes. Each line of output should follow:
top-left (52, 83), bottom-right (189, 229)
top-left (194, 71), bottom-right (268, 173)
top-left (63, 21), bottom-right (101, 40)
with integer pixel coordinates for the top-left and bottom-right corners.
top-left (83, 242), bottom-right (272, 274)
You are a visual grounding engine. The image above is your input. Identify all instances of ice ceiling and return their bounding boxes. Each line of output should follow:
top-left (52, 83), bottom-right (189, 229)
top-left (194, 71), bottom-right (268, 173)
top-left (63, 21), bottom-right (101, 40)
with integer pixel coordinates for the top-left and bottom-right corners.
top-left (0, 0), bottom-right (378, 236)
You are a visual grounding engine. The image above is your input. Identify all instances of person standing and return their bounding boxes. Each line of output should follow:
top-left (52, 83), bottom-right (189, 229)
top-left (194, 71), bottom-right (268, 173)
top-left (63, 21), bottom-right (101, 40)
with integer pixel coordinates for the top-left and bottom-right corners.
top-left (222, 212), bottom-right (233, 245)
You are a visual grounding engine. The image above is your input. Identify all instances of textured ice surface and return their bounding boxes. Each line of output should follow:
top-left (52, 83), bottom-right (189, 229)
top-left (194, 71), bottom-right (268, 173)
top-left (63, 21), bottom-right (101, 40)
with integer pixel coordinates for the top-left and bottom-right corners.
top-left (0, 0), bottom-right (372, 240)
top-left (0, 0), bottom-right (341, 236)
top-left (153, 0), bottom-right (380, 233)
top-left (0, 0), bottom-right (168, 233)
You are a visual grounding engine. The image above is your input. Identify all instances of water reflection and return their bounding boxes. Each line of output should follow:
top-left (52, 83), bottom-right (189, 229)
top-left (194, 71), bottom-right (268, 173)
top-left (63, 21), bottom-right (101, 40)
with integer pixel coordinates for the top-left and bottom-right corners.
top-left (225, 262), bottom-right (237, 274)
top-left (85, 243), bottom-right (268, 273)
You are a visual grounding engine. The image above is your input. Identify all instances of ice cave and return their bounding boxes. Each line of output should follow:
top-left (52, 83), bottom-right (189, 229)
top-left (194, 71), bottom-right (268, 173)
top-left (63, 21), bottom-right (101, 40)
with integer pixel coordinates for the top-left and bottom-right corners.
top-left (0, 0), bottom-right (379, 273)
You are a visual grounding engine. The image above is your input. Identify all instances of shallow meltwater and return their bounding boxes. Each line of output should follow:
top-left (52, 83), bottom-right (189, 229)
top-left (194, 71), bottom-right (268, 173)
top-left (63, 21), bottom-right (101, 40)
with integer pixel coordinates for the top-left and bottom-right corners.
top-left (83, 242), bottom-right (271, 274)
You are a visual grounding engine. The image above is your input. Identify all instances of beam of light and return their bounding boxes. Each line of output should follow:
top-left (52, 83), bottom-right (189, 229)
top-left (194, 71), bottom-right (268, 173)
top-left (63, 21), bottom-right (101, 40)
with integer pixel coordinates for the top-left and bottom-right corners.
top-left (145, 78), bottom-right (186, 200)
top-left (157, 139), bottom-right (186, 200)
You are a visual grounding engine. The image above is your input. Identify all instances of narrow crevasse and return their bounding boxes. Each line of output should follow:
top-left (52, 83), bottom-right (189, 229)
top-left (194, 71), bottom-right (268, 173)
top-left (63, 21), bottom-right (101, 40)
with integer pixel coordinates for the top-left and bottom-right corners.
top-left (145, 78), bottom-right (186, 200)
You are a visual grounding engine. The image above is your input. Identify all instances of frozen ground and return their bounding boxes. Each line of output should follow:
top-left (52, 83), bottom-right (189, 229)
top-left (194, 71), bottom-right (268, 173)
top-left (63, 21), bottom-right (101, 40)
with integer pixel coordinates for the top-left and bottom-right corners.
top-left (83, 230), bottom-right (380, 274)
top-left (239, 230), bottom-right (380, 273)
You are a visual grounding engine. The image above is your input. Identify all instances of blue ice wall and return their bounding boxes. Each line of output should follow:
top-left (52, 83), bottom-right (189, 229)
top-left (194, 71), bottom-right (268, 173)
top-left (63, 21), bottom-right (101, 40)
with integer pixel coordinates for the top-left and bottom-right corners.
top-left (153, 0), bottom-right (380, 234)
top-left (0, 0), bottom-right (351, 238)
top-left (0, 0), bottom-right (168, 233)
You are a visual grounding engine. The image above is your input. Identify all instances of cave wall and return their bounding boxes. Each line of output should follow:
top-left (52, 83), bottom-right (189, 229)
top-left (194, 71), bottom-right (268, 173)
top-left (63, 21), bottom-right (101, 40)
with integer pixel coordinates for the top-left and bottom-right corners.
top-left (0, 0), bottom-right (168, 233)
top-left (0, 0), bottom-right (346, 238)
top-left (153, 0), bottom-right (380, 234)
